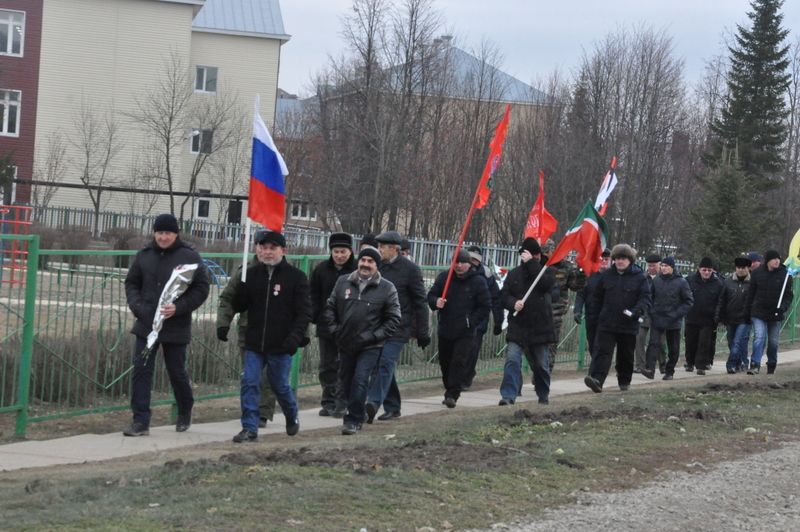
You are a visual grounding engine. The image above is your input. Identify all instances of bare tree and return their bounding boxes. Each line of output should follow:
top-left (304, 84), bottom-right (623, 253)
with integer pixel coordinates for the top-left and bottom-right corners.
top-left (209, 113), bottom-right (250, 227)
top-left (127, 151), bottom-right (163, 217)
top-left (31, 131), bottom-right (68, 208)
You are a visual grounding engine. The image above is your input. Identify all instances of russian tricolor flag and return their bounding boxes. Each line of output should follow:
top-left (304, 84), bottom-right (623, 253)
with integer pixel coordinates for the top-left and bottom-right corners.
top-left (248, 103), bottom-right (288, 231)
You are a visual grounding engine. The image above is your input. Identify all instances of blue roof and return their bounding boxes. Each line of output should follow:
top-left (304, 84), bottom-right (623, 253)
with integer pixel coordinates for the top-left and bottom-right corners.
top-left (192, 0), bottom-right (290, 40)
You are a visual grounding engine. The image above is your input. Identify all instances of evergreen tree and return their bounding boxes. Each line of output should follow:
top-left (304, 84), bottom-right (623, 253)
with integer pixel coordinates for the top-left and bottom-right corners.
top-left (690, 154), bottom-right (763, 269)
top-left (710, 0), bottom-right (790, 188)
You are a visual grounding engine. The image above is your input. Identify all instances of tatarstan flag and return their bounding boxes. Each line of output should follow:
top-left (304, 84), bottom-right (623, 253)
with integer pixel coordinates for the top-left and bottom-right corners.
top-left (474, 104), bottom-right (511, 209)
top-left (547, 201), bottom-right (608, 274)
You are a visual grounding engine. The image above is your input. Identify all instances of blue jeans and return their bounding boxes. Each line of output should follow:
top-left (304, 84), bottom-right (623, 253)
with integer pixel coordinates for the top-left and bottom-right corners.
top-left (500, 341), bottom-right (550, 402)
top-left (366, 339), bottom-right (406, 412)
top-left (751, 318), bottom-right (781, 367)
top-left (340, 347), bottom-right (382, 425)
top-left (130, 336), bottom-right (193, 426)
top-left (240, 350), bottom-right (297, 432)
top-left (725, 324), bottom-right (751, 370)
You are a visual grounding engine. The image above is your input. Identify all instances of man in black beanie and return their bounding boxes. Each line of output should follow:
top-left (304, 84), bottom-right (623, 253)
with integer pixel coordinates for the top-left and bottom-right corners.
top-left (310, 232), bottom-right (356, 417)
top-left (123, 214), bottom-right (209, 436)
top-left (684, 257), bottom-right (723, 375)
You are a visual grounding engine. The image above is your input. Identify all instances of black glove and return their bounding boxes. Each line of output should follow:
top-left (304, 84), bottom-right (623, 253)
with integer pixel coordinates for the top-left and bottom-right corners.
top-left (573, 313), bottom-right (582, 325)
top-left (216, 326), bottom-right (229, 342)
top-left (493, 322), bottom-right (504, 336)
top-left (417, 336), bottom-right (431, 349)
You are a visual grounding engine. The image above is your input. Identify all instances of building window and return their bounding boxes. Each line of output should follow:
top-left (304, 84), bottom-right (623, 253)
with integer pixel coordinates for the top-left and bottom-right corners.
top-left (0, 10), bottom-right (24, 57)
top-left (227, 200), bottom-right (242, 224)
top-left (190, 129), bottom-right (213, 154)
top-left (195, 66), bottom-right (217, 93)
top-left (196, 189), bottom-right (211, 218)
top-left (290, 200), bottom-right (317, 221)
top-left (0, 90), bottom-right (20, 136)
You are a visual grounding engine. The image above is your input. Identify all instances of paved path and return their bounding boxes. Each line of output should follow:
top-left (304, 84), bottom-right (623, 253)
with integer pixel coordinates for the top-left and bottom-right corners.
top-left (2, 349), bottom-right (799, 472)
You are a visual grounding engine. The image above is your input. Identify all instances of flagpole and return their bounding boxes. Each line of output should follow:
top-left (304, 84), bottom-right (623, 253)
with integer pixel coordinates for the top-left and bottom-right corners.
top-left (241, 94), bottom-right (262, 283)
top-left (777, 271), bottom-right (791, 312)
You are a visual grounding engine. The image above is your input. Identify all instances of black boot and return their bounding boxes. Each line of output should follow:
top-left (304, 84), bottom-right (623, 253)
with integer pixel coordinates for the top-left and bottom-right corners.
top-left (767, 363), bottom-right (776, 375)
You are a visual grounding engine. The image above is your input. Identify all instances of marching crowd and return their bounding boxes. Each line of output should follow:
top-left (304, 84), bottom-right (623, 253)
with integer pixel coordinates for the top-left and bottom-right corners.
top-left (118, 214), bottom-right (795, 441)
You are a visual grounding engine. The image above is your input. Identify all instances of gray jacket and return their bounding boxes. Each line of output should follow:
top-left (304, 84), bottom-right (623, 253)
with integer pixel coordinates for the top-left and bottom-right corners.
top-left (650, 272), bottom-right (694, 330)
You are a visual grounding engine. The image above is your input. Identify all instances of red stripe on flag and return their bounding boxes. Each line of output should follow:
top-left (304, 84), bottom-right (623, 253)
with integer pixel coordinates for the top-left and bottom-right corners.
top-left (248, 177), bottom-right (285, 232)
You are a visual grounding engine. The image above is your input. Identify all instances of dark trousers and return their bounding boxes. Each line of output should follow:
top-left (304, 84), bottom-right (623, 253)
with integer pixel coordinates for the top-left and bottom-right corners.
top-left (464, 330), bottom-right (486, 387)
top-left (585, 318), bottom-right (598, 359)
top-left (589, 330), bottom-right (636, 387)
top-left (685, 324), bottom-right (715, 369)
top-left (339, 347), bottom-right (382, 426)
top-left (438, 335), bottom-right (475, 401)
top-left (646, 328), bottom-right (681, 375)
top-left (318, 336), bottom-right (344, 410)
top-left (131, 336), bottom-right (193, 426)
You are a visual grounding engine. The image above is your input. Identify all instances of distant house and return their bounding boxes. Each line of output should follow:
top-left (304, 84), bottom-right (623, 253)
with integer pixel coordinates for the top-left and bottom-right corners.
top-left (0, 0), bottom-right (289, 226)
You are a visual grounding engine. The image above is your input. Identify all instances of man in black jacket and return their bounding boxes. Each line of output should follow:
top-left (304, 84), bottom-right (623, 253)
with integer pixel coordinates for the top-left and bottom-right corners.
top-left (427, 249), bottom-right (491, 408)
top-left (230, 230), bottom-right (312, 443)
top-left (716, 256), bottom-right (753, 373)
top-left (684, 257), bottom-right (723, 375)
top-left (573, 248), bottom-right (611, 360)
top-left (745, 249), bottom-right (794, 374)
top-left (464, 245), bottom-right (504, 389)
top-left (498, 238), bottom-right (556, 405)
top-left (323, 246), bottom-right (402, 435)
top-left (585, 244), bottom-right (651, 393)
top-left (643, 257), bottom-right (693, 380)
top-left (123, 214), bottom-right (210, 436)
top-left (310, 232), bottom-right (356, 417)
top-left (365, 231), bottom-right (430, 423)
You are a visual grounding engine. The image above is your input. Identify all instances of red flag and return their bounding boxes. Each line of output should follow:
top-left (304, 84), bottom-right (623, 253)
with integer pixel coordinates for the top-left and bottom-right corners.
top-left (548, 201), bottom-right (608, 274)
top-left (523, 170), bottom-right (558, 244)
top-left (474, 104), bottom-right (511, 209)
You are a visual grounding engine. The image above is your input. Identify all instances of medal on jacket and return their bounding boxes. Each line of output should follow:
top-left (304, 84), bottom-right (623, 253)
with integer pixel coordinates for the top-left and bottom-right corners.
top-left (274, 284), bottom-right (281, 297)
top-left (345, 288), bottom-right (351, 299)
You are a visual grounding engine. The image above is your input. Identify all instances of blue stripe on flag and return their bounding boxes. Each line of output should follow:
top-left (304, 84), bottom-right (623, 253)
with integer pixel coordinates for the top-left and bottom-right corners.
top-left (251, 137), bottom-right (285, 195)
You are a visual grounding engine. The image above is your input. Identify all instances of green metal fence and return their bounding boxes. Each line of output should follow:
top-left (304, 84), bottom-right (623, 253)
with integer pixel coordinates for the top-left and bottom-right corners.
top-left (2, 240), bottom-right (798, 437)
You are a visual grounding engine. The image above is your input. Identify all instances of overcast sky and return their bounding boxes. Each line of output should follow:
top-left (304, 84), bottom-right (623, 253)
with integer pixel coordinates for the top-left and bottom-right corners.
top-left (277, 0), bottom-right (799, 97)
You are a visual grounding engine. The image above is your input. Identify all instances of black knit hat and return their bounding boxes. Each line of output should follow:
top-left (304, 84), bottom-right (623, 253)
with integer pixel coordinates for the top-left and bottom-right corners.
top-left (764, 249), bottom-right (781, 263)
top-left (661, 256), bottom-right (676, 268)
top-left (698, 257), bottom-right (714, 269)
top-left (519, 237), bottom-right (542, 256)
top-left (455, 249), bottom-right (472, 263)
top-left (358, 245), bottom-right (381, 264)
top-left (328, 232), bottom-right (353, 250)
top-left (153, 213), bottom-right (179, 233)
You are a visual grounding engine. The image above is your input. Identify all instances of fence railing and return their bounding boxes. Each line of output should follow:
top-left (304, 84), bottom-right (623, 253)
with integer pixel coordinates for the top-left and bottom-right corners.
top-left (2, 237), bottom-right (799, 437)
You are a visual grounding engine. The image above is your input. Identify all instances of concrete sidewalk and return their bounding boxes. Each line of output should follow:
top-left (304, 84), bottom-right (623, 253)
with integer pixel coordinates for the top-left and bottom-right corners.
top-left (2, 348), bottom-right (799, 473)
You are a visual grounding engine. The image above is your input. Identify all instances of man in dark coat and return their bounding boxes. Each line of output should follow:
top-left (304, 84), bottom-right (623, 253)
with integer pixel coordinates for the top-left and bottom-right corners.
top-left (716, 256), bottom-right (753, 373)
top-left (498, 238), bottom-right (556, 405)
top-left (684, 257), bottom-right (724, 375)
top-left (322, 246), bottom-right (402, 435)
top-left (309, 232), bottom-right (357, 417)
top-left (464, 245), bottom-right (504, 389)
top-left (745, 249), bottom-right (794, 374)
top-left (584, 243), bottom-right (651, 393)
top-left (230, 230), bottom-right (312, 443)
top-left (573, 248), bottom-right (611, 360)
top-left (365, 231), bottom-right (430, 423)
top-left (123, 214), bottom-right (210, 436)
top-left (217, 255), bottom-right (276, 428)
top-left (427, 249), bottom-right (490, 408)
top-left (635, 254), bottom-right (662, 373)
top-left (643, 257), bottom-right (693, 380)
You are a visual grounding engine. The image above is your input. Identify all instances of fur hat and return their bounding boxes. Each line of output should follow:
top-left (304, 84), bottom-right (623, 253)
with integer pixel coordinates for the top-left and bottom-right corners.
top-left (764, 249), bottom-right (781, 263)
top-left (519, 237), bottom-right (542, 256)
top-left (358, 246), bottom-right (381, 264)
top-left (645, 254), bottom-right (662, 264)
top-left (734, 256), bottom-right (752, 268)
top-left (254, 230), bottom-right (286, 247)
top-left (660, 256), bottom-right (676, 269)
top-left (153, 213), bottom-right (179, 233)
top-left (610, 244), bottom-right (636, 262)
top-left (698, 257), bottom-right (714, 269)
top-left (328, 232), bottom-right (353, 250)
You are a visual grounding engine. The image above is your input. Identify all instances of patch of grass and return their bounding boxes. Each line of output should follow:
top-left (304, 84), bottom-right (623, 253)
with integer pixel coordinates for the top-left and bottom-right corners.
top-left (3, 370), bottom-right (800, 530)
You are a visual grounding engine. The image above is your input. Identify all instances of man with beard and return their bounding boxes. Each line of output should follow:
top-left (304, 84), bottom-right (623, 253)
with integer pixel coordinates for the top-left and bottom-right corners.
top-left (427, 249), bottom-right (490, 408)
top-left (310, 233), bottom-right (357, 417)
top-left (230, 230), bottom-right (311, 443)
top-left (573, 248), bottom-right (611, 360)
top-left (716, 256), bottom-right (753, 373)
top-left (584, 244), bottom-right (651, 393)
top-left (322, 246), bottom-right (401, 435)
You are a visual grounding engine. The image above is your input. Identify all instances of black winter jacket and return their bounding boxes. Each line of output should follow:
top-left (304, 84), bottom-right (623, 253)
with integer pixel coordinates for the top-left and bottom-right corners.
top-left (232, 258), bottom-right (312, 355)
top-left (427, 268), bottom-right (491, 340)
top-left (321, 271), bottom-right (402, 353)
top-left (310, 256), bottom-right (357, 337)
top-left (590, 263), bottom-right (651, 335)
top-left (379, 255), bottom-right (430, 341)
top-left (502, 259), bottom-right (556, 345)
top-left (716, 273), bottom-right (751, 326)
top-left (473, 264), bottom-right (504, 334)
top-left (685, 272), bottom-right (724, 326)
top-left (650, 273), bottom-right (694, 330)
top-left (746, 265), bottom-right (794, 322)
top-left (573, 270), bottom-right (604, 326)
top-left (125, 238), bottom-right (210, 344)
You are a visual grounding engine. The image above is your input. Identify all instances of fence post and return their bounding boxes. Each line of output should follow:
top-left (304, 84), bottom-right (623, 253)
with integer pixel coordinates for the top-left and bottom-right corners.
top-left (15, 235), bottom-right (39, 437)
top-left (290, 254), bottom-right (312, 391)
